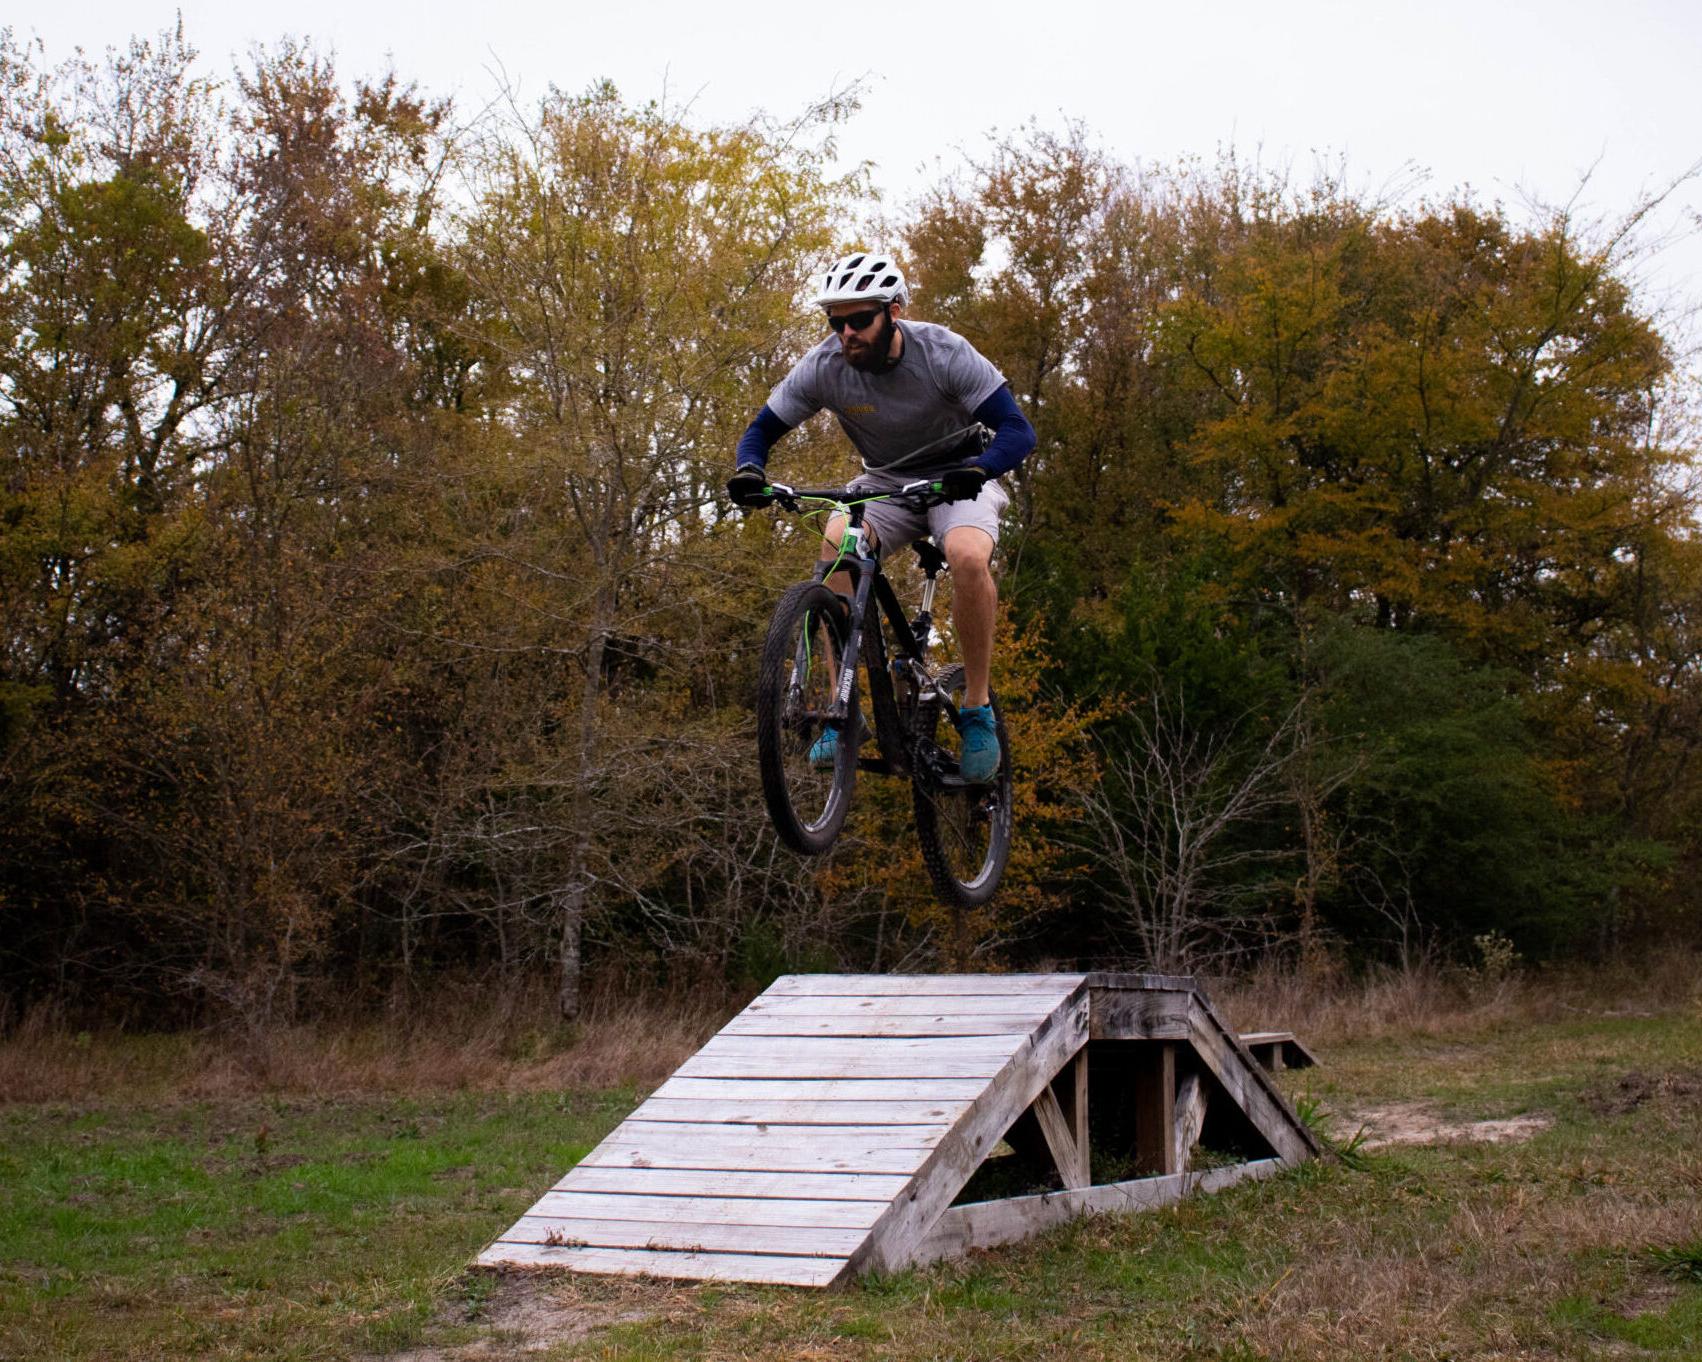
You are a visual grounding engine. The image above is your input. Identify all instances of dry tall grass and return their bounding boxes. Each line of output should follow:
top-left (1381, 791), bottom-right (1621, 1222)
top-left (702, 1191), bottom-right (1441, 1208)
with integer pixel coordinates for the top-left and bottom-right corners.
top-left (4, 952), bottom-right (1697, 1106)
top-left (1215, 947), bottom-right (1702, 1046)
top-left (0, 976), bottom-right (734, 1105)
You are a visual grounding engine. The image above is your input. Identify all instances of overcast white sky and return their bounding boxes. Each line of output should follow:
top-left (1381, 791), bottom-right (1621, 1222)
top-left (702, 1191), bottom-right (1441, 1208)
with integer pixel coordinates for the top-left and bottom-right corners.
top-left (21, 0), bottom-right (1702, 344)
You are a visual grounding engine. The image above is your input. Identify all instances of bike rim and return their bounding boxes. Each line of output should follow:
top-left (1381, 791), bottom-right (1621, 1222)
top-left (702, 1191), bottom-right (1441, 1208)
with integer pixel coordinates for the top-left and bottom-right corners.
top-left (776, 605), bottom-right (847, 834)
top-left (917, 707), bottom-right (1010, 892)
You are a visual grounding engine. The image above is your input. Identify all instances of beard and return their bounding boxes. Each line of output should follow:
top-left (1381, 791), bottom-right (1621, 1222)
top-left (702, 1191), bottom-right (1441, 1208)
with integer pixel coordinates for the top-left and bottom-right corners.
top-left (842, 310), bottom-right (896, 372)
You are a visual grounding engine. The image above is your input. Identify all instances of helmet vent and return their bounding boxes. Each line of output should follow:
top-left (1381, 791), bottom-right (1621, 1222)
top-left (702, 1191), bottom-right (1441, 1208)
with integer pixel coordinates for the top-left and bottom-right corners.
top-left (812, 251), bottom-right (907, 308)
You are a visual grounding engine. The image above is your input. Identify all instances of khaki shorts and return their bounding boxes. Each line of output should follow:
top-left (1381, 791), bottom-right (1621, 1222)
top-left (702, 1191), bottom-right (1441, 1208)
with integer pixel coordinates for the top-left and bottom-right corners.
top-left (849, 470), bottom-right (1009, 556)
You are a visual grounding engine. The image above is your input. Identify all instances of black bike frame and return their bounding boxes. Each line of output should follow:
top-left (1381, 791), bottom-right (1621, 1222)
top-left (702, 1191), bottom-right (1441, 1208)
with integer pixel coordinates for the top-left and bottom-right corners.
top-left (807, 500), bottom-right (952, 778)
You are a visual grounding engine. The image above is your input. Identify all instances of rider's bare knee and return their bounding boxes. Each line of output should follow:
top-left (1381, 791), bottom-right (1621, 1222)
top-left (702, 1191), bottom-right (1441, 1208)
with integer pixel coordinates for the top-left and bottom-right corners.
top-left (942, 527), bottom-right (994, 579)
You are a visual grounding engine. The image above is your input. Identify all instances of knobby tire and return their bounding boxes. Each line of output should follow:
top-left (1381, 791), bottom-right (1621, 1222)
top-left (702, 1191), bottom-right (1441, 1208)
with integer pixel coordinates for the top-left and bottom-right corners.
top-left (755, 581), bottom-right (858, 854)
top-left (911, 664), bottom-right (1013, 907)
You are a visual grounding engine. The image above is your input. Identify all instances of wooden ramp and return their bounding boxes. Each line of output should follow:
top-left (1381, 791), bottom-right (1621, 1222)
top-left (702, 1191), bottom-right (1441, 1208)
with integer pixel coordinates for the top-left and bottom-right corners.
top-left (478, 973), bottom-right (1318, 1286)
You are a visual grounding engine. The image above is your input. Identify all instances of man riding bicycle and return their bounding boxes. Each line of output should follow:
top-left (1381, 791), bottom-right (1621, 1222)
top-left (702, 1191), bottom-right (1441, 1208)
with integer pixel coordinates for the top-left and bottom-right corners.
top-left (727, 251), bottom-right (1037, 783)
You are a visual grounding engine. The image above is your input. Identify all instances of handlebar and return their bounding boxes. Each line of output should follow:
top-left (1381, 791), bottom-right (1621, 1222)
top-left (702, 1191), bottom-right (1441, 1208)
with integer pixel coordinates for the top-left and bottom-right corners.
top-left (762, 478), bottom-right (953, 514)
top-left (730, 422), bottom-right (992, 515)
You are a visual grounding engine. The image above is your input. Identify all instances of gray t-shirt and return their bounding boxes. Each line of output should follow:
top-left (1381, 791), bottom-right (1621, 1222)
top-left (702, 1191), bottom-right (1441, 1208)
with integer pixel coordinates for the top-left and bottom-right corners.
top-left (766, 320), bottom-right (1007, 472)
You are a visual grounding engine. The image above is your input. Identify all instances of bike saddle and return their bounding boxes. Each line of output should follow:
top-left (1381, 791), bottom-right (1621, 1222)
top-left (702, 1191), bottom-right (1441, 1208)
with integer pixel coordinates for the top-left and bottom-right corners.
top-left (911, 539), bottom-right (947, 575)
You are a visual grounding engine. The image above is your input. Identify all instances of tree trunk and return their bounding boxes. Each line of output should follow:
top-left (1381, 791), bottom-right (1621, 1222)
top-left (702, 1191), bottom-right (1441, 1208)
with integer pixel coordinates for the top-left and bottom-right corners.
top-left (559, 579), bottom-right (612, 1022)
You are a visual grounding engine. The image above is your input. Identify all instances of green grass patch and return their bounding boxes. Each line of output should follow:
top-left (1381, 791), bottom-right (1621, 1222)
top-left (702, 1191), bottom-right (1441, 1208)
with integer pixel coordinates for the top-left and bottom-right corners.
top-left (0, 1090), bottom-right (629, 1360)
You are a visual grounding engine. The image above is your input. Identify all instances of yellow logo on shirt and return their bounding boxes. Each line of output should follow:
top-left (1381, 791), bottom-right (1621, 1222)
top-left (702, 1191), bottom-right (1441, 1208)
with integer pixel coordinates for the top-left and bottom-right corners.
top-left (841, 403), bottom-right (877, 415)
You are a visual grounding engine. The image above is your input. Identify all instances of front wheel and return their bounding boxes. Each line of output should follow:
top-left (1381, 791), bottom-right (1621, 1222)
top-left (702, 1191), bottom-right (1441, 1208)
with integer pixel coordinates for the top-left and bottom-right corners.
top-left (911, 664), bottom-right (1013, 907)
top-left (756, 581), bottom-right (858, 854)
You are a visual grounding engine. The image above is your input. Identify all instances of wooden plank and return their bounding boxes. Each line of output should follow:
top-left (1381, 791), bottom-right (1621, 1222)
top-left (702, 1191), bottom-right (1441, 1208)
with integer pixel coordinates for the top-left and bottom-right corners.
top-left (632, 1097), bottom-right (972, 1125)
top-left (696, 1035), bottom-right (1025, 1059)
top-left (913, 1158), bottom-right (1285, 1264)
top-left (1063, 1048), bottom-right (1089, 1185)
top-left (580, 1142), bottom-right (933, 1175)
top-left (1029, 1082), bottom-right (1088, 1189)
top-left (651, 1076), bottom-right (989, 1102)
top-left (1133, 1042), bottom-right (1177, 1175)
top-left (744, 994), bottom-right (1064, 1017)
top-left (505, 1215), bottom-right (867, 1257)
top-left (556, 1167), bottom-right (907, 1200)
top-left (1185, 997), bottom-right (1318, 1164)
top-left (1089, 987), bottom-right (1191, 1042)
top-left (1173, 1071), bottom-right (1207, 1170)
top-left (1085, 971), bottom-right (1201, 993)
top-left (674, 1051), bottom-right (1009, 1081)
top-left (847, 989), bottom-right (1091, 1274)
top-left (610, 1119), bottom-right (949, 1148)
top-left (528, 1190), bottom-right (885, 1229)
top-left (475, 1242), bottom-right (847, 1287)
top-left (1238, 1031), bottom-right (1319, 1070)
top-left (723, 1014), bottom-right (1047, 1037)
top-left (764, 974), bottom-right (1084, 997)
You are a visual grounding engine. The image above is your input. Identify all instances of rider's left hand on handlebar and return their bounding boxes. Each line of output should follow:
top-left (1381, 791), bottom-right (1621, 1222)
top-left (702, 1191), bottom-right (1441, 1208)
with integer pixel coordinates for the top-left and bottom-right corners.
top-left (727, 465), bottom-right (773, 508)
top-left (936, 464), bottom-right (989, 503)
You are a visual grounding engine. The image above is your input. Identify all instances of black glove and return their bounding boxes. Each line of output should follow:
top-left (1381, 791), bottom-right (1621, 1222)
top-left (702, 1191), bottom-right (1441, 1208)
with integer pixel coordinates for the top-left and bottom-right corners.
top-left (936, 464), bottom-right (988, 503)
top-left (727, 464), bottom-right (772, 508)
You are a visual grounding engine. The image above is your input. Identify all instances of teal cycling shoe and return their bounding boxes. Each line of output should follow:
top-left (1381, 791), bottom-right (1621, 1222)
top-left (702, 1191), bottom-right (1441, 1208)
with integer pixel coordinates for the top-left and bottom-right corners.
top-left (956, 705), bottom-right (1000, 783)
top-left (809, 723), bottom-right (840, 769)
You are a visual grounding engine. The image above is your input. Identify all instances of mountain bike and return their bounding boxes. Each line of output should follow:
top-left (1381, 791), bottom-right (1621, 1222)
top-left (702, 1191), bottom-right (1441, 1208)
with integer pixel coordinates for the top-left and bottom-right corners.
top-left (745, 429), bottom-right (1014, 908)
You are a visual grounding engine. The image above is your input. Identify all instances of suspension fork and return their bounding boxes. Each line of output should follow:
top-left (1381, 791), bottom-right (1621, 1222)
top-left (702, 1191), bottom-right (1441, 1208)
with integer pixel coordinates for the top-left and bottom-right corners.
top-left (811, 550), bottom-right (878, 726)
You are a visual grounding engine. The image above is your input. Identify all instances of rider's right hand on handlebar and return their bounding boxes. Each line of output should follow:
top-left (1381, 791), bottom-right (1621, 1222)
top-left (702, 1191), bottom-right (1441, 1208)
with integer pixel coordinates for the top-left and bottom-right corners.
top-left (936, 464), bottom-right (988, 503)
top-left (727, 465), bottom-right (773, 509)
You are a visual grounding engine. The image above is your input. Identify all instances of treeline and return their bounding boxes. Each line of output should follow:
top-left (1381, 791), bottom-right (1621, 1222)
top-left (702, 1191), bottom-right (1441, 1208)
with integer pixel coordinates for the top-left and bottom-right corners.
top-left (2, 29), bottom-right (1697, 1026)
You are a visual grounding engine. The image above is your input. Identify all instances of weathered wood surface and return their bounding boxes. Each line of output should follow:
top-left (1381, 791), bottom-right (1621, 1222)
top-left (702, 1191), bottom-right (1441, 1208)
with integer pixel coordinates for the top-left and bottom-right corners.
top-left (675, 1033), bottom-right (1024, 1082)
top-left (672, 1052), bottom-right (1011, 1081)
top-left (845, 989), bottom-right (1091, 1275)
top-left (1055, 1049), bottom-right (1089, 1188)
top-left (475, 1242), bottom-right (848, 1286)
top-left (745, 994), bottom-right (1065, 1016)
top-left (483, 973), bottom-right (1088, 1284)
top-left (1133, 1042), bottom-right (1178, 1175)
top-left (505, 1216), bottom-right (870, 1256)
top-left (580, 1132), bottom-right (947, 1176)
top-left (765, 973), bottom-right (1088, 997)
top-left (723, 1013), bottom-right (1054, 1037)
top-left (1085, 971), bottom-right (1201, 992)
top-left (651, 1076), bottom-right (990, 1102)
top-left (694, 1035), bottom-right (1028, 1060)
top-left (1089, 986), bottom-right (1191, 1041)
top-left (1173, 1070), bottom-right (1208, 1170)
top-left (632, 1097), bottom-right (973, 1126)
top-left (607, 1119), bottom-right (951, 1147)
top-left (1186, 997), bottom-right (1319, 1164)
top-left (913, 1159), bottom-right (1285, 1264)
top-left (482, 972), bottom-right (1319, 1285)
top-left (553, 1167), bottom-right (909, 1200)
top-left (529, 1190), bottom-right (885, 1228)
top-left (1030, 1082), bottom-right (1088, 1189)
top-left (1239, 1030), bottom-right (1320, 1071)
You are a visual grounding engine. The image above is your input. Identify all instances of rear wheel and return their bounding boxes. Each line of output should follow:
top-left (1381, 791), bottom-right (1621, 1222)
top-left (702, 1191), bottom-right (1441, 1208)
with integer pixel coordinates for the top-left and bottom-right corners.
top-left (911, 664), bottom-right (1013, 906)
top-left (756, 581), bottom-right (858, 854)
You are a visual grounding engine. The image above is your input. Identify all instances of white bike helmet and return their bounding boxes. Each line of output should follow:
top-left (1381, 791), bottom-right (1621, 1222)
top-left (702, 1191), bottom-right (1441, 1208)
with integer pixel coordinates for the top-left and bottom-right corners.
top-left (812, 251), bottom-right (908, 308)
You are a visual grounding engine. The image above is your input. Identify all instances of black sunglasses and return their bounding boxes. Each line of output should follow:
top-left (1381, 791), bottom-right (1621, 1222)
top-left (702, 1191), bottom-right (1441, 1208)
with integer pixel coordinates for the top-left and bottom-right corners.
top-left (827, 307), bottom-right (886, 334)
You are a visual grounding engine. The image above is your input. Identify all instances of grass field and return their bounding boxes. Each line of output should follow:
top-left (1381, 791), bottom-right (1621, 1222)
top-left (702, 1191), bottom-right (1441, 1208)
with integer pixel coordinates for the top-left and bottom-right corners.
top-left (2, 967), bottom-right (1699, 1360)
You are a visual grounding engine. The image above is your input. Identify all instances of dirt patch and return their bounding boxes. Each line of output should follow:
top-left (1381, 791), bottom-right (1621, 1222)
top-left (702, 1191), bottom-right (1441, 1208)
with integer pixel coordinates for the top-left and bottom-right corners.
top-left (1583, 1068), bottom-right (1702, 1118)
top-left (370, 1272), bottom-right (657, 1360)
top-left (1344, 1101), bottom-right (1551, 1150)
